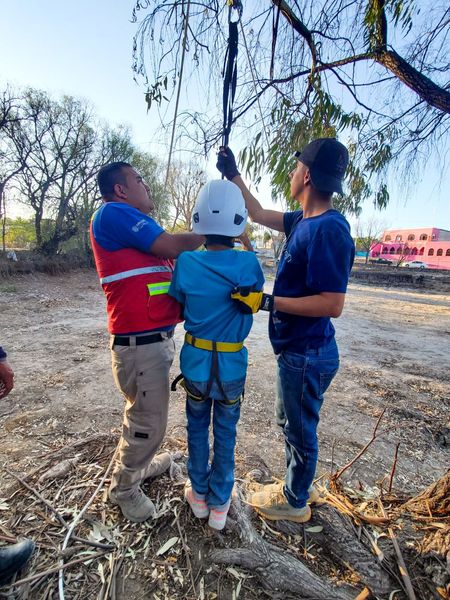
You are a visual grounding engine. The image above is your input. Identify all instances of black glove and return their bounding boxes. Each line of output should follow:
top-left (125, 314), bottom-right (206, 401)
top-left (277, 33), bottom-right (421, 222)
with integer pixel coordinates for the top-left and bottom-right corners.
top-left (231, 286), bottom-right (274, 314)
top-left (216, 146), bottom-right (240, 180)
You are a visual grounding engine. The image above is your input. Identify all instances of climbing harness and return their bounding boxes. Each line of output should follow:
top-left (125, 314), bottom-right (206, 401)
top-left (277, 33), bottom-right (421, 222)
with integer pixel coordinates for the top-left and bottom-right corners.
top-left (171, 333), bottom-right (244, 405)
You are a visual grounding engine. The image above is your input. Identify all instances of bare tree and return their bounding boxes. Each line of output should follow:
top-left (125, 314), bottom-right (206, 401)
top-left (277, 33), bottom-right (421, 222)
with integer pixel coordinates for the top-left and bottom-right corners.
top-left (2, 88), bottom-right (137, 255)
top-left (165, 160), bottom-right (206, 231)
top-left (0, 87), bottom-right (27, 251)
top-left (354, 217), bottom-right (387, 263)
top-left (131, 1), bottom-right (449, 213)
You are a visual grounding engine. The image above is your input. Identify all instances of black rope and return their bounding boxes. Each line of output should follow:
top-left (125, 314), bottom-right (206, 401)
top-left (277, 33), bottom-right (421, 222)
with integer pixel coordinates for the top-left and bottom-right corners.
top-left (222, 1), bottom-right (242, 147)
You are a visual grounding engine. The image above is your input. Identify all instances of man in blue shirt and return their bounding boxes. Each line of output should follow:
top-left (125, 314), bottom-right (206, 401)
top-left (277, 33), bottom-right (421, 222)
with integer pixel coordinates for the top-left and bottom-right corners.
top-left (217, 139), bottom-right (355, 523)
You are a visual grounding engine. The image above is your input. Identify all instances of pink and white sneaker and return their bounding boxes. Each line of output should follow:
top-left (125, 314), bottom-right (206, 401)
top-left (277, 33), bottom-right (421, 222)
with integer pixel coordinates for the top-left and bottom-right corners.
top-left (184, 483), bottom-right (209, 519)
top-left (208, 499), bottom-right (231, 531)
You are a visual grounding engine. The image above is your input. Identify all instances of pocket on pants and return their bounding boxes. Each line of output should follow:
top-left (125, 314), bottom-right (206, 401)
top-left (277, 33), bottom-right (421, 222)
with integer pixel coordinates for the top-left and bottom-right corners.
top-left (319, 365), bottom-right (339, 396)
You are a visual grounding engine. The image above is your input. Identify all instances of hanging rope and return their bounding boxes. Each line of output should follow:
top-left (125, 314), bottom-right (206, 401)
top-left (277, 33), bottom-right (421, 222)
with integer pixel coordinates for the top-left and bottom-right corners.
top-left (222, 1), bottom-right (269, 152)
top-left (165, 0), bottom-right (191, 186)
top-left (222, 1), bottom-right (242, 147)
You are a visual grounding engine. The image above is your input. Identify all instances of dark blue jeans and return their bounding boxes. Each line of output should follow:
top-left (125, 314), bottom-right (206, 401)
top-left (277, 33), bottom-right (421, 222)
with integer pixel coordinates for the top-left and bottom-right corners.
top-left (185, 379), bottom-right (243, 508)
top-left (275, 338), bottom-right (339, 508)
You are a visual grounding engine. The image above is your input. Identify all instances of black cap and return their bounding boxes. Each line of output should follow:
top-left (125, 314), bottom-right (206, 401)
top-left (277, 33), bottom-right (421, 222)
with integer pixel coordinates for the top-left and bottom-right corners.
top-left (295, 138), bottom-right (349, 194)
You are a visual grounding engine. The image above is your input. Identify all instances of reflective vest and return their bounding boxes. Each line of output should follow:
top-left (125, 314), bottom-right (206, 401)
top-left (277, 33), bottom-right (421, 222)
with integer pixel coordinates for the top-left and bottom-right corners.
top-left (90, 224), bottom-right (182, 334)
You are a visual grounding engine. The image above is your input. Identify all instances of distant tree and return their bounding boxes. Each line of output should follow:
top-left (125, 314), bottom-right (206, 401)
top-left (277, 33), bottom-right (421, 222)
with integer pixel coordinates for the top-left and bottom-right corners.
top-left (354, 218), bottom-right (386, 263)
top-left (165, 160), bottom-right (206, 231)
top-left (64, 125), bottom-right (135, 259)
top-left (132, 150), bottom-right (170, 227)
top-left (3, 217), bottom-right (36, 249)
top-left (4, 89), bottom-right (60, 251)
top-left (132, 0), bottom-right (449, 213)
top-left (0, 86), bottom-right (27, 252)
top-left (1, 84), bottom-right (176, 257)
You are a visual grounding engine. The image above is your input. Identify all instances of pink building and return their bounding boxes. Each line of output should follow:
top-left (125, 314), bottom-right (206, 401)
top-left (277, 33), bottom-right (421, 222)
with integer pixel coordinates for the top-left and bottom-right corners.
top-left (370, 227), bottom-right (450, 270)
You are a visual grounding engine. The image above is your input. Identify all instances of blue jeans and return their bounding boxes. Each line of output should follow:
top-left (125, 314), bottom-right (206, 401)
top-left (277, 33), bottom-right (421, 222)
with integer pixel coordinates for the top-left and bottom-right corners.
top-left (185, 379), bottom-right (243, 508)
top-left (275, 338), bottom-right (339, 508)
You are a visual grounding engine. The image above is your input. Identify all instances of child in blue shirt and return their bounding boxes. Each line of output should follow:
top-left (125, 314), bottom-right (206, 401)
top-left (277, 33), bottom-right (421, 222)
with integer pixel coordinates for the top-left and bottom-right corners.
top-left (169, 180), bottom-right (264, 530)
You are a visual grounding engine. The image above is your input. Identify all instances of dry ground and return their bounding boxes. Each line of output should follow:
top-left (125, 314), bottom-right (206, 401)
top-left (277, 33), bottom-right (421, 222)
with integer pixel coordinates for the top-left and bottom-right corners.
top-left (0, 269), bottom-right (449, 598)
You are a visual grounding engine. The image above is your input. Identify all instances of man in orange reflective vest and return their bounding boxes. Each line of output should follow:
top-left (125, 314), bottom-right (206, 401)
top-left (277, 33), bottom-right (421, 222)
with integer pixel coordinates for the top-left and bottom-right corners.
top-left (91, 162), bottom-right (204, 522)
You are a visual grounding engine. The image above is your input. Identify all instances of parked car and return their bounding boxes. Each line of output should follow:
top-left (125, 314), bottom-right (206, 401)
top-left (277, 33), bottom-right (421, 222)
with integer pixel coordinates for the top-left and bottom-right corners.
top-left (369, 257), bottom-right (393, 265)
top-left (403, 260), bottom-right (428, 269)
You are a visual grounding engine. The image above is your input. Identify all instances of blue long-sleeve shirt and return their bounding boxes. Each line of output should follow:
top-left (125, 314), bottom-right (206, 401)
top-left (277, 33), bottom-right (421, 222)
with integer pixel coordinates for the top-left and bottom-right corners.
top-left (0, 346), bottom-right (7, 361)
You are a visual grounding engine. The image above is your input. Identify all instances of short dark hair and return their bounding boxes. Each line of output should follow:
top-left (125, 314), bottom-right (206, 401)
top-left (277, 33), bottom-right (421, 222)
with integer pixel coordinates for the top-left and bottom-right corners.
top-left (97, 162), bottom-right (132, 201)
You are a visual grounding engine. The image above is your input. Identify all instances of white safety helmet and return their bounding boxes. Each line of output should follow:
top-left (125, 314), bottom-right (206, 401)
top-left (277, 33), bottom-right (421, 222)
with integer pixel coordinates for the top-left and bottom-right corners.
top-left (192, 180), bottom-right (248, 237)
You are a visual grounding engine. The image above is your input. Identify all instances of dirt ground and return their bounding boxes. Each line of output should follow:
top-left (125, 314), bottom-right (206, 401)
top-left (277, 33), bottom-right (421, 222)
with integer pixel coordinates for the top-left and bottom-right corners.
top-left (0, 268), bottom-right (449, 598)
top-left (1, 269), bottom-right (448, 490)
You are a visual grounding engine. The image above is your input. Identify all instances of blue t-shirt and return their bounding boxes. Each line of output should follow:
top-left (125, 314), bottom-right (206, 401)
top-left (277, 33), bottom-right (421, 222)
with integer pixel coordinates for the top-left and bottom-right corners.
top-left (270, 209), bottom-right (354, 354)
top-left (169, 250), bottom-right (264, 393)
top-left (91, 202), bottom-right (164, 252)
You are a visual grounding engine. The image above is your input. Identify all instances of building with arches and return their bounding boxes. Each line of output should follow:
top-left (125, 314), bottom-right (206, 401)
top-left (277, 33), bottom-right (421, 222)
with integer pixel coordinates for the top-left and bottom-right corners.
top-left (370, 228), bottom-right (450, 270)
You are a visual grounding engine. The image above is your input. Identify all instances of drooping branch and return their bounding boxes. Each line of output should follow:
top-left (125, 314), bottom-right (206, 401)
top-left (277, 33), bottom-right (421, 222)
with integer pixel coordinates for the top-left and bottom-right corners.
top-left (272, 0), bottom-right (450, 114)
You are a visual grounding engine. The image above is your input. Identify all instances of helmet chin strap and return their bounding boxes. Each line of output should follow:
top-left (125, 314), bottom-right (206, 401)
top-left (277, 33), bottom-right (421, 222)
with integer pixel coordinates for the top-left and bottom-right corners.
top-left (204, 235), bottom-right (235, 248)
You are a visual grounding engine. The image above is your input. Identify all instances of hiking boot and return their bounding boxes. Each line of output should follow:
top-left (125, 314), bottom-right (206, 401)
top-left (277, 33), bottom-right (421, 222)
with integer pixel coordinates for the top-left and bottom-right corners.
top-left (307, 484), bottom-right (321, 504)
top-left (143, 452), bottom-right (172, 480)
top-left (184, 483), bottom-right (209, 519)
top-left (252, 481), bottom-right (320, 504)
top-left (249, 485), bottom-right (311, 523)
top-left (0, 539), bottom-right (35, 584)
top-left (109, 486), bottom-right (156, 523)
top-left (208, 499), bottom-right (231, 531)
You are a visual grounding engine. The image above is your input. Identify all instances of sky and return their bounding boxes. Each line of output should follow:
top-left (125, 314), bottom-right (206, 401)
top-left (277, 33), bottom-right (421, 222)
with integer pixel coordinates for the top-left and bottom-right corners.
top-left (0, 1), bottom-right (449, 232)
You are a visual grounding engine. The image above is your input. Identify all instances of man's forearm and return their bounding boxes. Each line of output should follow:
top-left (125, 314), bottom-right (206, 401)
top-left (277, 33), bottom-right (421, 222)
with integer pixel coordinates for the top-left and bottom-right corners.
top-left (274, 292), bottom-right (345, 318)
top-left (231, 176), bottom-right (263, 220)
top-left (173, 232), bottom-right (205, 252)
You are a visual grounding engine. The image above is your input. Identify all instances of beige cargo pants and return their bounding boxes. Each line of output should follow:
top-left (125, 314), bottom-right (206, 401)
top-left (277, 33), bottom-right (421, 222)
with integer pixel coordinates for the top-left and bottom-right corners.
top-left (109, 333), bottom-right (176, 493)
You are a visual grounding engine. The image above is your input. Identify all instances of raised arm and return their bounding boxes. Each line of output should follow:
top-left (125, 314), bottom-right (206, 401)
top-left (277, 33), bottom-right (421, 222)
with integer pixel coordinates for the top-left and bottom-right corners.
top-left (217, 147), bottom-right (285, 233)
top-left (230, 175), bottom-right (285, 232)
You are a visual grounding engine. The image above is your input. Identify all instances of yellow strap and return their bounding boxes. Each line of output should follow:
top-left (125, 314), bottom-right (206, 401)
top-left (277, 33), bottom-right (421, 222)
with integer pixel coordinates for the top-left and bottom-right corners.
top-left (185, 333), bottom-right (243, 353)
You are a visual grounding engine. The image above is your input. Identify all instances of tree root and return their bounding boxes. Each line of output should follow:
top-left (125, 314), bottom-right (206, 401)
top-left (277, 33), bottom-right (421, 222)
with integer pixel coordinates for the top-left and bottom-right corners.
top-left (208, 493), bottom-right (397, 599)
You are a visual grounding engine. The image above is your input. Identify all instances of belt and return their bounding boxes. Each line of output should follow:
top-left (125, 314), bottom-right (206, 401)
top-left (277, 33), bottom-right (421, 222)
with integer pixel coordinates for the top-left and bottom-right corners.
top-left (185, 333), bottom-right (243, 353)
top-left (114, 330), bottom-right (173, 346)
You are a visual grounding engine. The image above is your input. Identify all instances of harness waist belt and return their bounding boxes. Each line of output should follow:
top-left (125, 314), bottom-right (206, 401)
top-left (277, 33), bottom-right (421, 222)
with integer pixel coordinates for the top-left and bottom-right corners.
top-left (114, 330), bottom-right (173, 346)
top-left (185, 333), bottom-right (243, 353)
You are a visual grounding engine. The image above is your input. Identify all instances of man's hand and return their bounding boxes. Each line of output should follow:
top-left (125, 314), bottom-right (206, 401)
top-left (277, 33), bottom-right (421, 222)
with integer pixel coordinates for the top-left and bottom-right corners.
top-left (0, 360), bottom-right (14, 399)
top-left (216, 146), bottom-right (240, 180)
top-left (231, 286), bottom-right (274, 314)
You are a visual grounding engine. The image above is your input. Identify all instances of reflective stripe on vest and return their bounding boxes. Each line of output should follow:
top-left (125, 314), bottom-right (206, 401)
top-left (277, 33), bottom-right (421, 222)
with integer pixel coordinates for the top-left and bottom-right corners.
top-left (100, 265), bottom-right (172, 284)
top-left (147, 282), bottom-right (171, 296)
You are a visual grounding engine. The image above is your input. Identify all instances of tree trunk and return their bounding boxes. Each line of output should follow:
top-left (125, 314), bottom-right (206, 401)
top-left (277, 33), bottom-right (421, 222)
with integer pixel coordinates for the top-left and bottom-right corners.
top-left (0, 183), bottom-right (6, 253)
top-left (35, 210), bottom-right (43, 248)
top-left (209, 495), bottom-right (396, 598)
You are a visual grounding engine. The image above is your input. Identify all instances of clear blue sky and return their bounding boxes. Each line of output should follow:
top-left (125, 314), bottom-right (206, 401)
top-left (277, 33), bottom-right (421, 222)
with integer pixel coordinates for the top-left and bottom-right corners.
top-left (1, 1), bottom-right (449, 231)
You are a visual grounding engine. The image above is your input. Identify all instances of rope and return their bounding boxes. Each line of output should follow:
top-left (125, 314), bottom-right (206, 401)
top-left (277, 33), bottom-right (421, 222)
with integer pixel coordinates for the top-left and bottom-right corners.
top-left (164, 0), bottom-right (191, 186)
top-left (222, 7), bottom-right (240, 147)
top-left (239, 18), bottom-right (270, 150)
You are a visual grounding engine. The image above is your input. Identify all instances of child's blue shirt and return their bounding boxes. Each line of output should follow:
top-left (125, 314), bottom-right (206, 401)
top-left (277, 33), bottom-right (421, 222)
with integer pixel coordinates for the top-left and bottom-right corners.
top-left (169, 249), bottom-right (264, 395)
